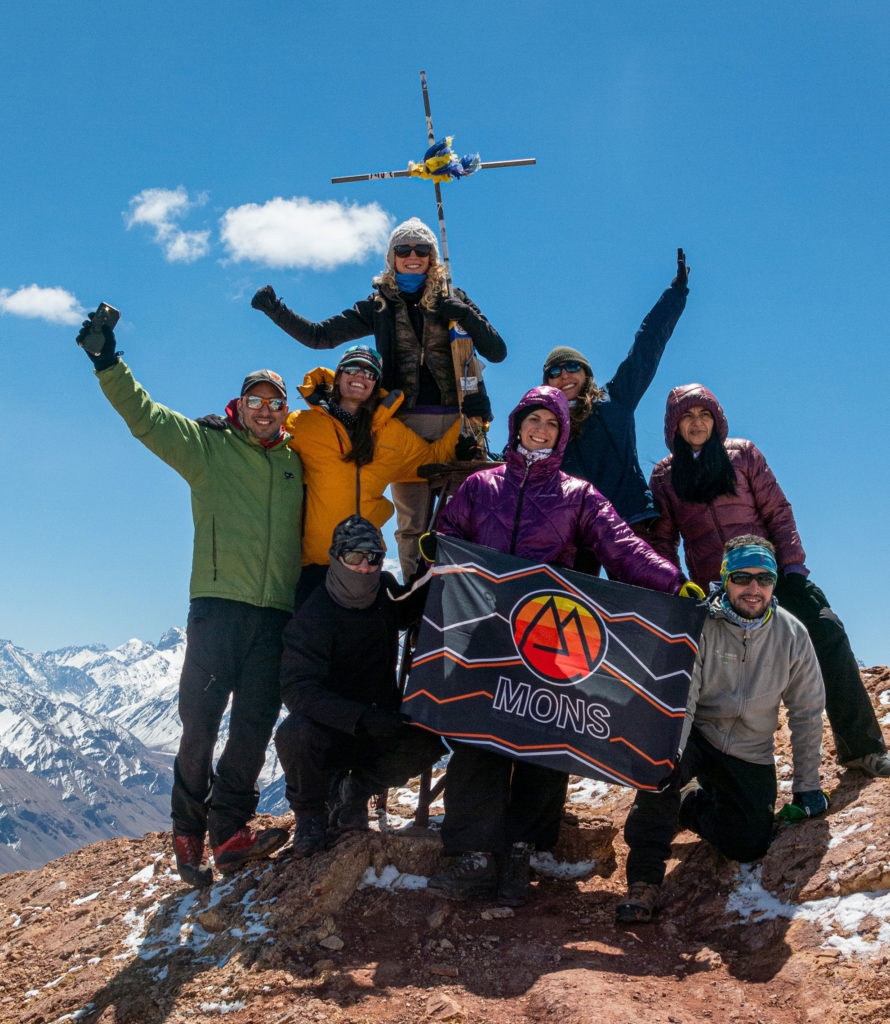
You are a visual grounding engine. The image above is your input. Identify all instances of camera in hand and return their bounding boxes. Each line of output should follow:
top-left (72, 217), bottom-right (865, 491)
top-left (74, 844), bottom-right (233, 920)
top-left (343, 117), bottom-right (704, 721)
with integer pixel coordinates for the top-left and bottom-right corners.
top-left (78, 302), bottom-right (120, 356)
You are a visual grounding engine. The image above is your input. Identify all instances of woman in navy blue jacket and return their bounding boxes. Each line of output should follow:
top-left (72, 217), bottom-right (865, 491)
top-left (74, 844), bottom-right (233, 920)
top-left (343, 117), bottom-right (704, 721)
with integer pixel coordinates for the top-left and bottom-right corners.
top-left (541, 250), bottom-right (689, 574)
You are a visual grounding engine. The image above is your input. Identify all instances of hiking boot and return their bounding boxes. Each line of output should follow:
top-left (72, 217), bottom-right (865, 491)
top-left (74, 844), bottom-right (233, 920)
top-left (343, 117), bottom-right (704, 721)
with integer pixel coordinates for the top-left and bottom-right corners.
top-left (615, 881), bottom-right (661, 924)
top-left (497, 841), bottom-right (531, 907)
top-left (330, 774), bottom-right (371, 832)
top-left (173, 832), bottom-right (213, 888)
top-left (212, 826), bottom-right (289, 873)
top-left (427, 852), bottom-right (498, 901)
top-left (844, 751), bottom-right (890, 778)
top-left (293, 815), bottom-right (327, 859)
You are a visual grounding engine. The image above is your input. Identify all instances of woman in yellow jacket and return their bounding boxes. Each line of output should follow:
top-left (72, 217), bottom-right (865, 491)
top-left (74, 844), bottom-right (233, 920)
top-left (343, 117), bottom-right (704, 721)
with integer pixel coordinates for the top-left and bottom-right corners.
top-left (288, 345), bottom-right (462, 603)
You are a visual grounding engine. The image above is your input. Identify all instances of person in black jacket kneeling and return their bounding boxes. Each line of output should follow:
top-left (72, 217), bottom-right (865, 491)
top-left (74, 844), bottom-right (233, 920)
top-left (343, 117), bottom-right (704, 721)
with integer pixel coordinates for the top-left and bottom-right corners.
top-left (275, 515), bottom-right (445, 857)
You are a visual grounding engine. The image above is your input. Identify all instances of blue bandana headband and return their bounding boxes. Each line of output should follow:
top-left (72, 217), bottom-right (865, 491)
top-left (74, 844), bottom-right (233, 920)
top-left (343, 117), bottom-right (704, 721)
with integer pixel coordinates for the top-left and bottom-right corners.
top-left (720, 544), bottom-right (778, 581)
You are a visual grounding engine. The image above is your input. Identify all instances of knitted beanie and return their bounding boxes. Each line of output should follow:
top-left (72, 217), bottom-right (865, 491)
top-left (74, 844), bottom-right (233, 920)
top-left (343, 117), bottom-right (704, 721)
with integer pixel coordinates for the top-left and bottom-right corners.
top-left (541, 346), bottom-right (593, 381)
top-left (386, 218), bottom-right (439, 271)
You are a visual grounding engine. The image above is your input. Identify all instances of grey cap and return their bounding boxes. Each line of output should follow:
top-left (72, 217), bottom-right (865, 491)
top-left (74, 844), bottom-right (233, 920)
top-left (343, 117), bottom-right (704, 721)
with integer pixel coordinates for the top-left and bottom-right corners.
top-left (241, 369), bottom-right (287, 399)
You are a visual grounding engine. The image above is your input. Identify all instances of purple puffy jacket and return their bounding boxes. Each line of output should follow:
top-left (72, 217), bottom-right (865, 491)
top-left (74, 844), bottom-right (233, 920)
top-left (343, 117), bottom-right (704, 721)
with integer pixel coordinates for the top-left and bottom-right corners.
top-left (437, 385), bottom-right (685, 594)
top-left (649, 383), bottom-right (806, 588)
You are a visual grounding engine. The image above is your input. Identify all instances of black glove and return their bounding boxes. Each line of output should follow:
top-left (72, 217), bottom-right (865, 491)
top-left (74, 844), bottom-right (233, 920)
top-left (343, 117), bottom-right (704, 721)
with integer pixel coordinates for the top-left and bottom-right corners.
top-left (194, 414), bottom-right (230, 431)
top-left (460, 390), bottom-right (493, 421)
top-left (251, 285), bottom-right (283, 317)
top-left (438, 296), bottom-right (474, 324)
top-left (455, 434), bottom-right (483, 461)
top-left (76, 318), bottom-right (118, 371)
top-left (671, 247), bottom-right (690, 290)
top-left (780, 570), bottom-right (808, 594)
top-left (418, 531), bottom-right (438, 563)
top-left (357, 708), bottom-right (405, 741)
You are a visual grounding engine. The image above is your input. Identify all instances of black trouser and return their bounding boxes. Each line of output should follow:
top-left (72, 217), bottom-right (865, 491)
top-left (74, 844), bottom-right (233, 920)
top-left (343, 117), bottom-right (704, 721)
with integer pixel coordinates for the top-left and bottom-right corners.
top-left (293, 563), bottom-right (327, 613)
top-left (274, 714), bottom-right (446, 816)
top-left (624, 729), bottom-right (777, 886)
top-left (171, 598), bottom-right (290, 847)
top-left (775, 575), bottom-right (885, 762)
top-left (441, 743), bottom-right (569, 855)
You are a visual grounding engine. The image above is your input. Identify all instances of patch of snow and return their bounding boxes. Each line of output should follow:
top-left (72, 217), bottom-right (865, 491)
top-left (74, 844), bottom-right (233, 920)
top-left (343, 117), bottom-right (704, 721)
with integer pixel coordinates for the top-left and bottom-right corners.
top-left (531, 851), bottom-right (599, 880)
top-left (72, 891), bottom-right (102, 905)
top-left (726, 864), bottom-right (890, 959)
top-left (358, 864), bottom-right (428, 890)
top-left (566, 777), bottom-right (613, 806)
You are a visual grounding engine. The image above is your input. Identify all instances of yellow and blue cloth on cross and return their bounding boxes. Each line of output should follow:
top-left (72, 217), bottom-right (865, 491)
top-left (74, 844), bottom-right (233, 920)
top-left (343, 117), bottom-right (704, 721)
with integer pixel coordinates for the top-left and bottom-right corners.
top-left (408, 137), bottom-right (481, 183)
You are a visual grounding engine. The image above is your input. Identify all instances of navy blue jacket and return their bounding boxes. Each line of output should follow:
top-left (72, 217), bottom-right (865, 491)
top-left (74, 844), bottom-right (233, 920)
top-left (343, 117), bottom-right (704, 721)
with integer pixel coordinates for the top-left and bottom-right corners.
top-left (559, 285), bottom-right (687, 524)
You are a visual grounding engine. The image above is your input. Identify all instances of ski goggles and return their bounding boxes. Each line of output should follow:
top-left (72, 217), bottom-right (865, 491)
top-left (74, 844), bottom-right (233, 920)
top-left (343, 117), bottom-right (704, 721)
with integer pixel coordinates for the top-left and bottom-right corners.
top-left (726, 571), bottom-right (777, 588)
top-left (340, 366), bottom-right (379, 381)
top-left (545, 361), bottom-right (584, 378)
top-left (243, 395), bottom-right (286, 411)
top-left (341, 550), bottom-right (384, 566)
top-left (393, 244), bottom-right (432, 258)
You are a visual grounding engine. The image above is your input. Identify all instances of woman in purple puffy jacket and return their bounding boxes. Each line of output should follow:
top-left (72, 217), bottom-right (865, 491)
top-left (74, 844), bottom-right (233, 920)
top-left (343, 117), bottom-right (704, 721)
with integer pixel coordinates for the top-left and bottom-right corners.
top-left (427, 384), bottom-right (696, 906)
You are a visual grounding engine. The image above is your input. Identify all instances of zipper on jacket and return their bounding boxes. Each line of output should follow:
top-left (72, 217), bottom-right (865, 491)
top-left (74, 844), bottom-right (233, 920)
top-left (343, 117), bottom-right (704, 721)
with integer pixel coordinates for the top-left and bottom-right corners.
top-left (509, 465), bottom-right (532, 555)
top-left (355, 464), bottom-right (361, 515)
top-left (212, 517), bottom-right (217, 581)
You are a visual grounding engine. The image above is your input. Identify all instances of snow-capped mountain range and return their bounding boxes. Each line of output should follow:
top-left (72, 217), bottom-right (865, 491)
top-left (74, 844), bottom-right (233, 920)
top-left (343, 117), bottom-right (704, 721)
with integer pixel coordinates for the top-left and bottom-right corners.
top-left (0, 630), bottom-right (287, 874)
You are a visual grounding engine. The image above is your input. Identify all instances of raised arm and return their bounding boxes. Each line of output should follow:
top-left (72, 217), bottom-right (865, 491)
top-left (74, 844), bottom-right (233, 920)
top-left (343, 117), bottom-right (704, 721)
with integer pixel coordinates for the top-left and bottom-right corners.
top-left (251, 285), bottom-right (376, 351)
top-left (608, 249), bottom-right (689, 409)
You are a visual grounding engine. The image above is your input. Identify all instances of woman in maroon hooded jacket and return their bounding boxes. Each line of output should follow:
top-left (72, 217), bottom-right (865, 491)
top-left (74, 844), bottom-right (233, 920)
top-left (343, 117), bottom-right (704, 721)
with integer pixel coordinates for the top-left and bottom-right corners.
top-left (427, 385), bottom-right (696, 906)
top-left (649, 382), bottom-right (889, 777)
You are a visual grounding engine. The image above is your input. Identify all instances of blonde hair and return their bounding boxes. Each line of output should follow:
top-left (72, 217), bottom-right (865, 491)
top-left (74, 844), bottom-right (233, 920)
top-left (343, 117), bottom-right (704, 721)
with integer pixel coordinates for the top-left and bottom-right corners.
top-left (373, 252), bottom-right (449, 311)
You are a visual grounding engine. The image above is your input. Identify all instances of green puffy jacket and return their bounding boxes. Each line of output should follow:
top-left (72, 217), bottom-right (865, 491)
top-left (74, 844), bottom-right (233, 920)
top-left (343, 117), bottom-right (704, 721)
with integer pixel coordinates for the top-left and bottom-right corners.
top-left (98, 361), bottom-right (303, 611)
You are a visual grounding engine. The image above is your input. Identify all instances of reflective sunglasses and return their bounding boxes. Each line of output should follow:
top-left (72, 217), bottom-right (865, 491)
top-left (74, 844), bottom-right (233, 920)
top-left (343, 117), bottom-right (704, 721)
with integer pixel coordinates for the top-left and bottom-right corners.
top-left (393, 243), bottom-right (432, 258)
top-left (341, 550), bottom-right (383, 566)
top-left (726, 571), bottom-right (777, 588)
top-left (340, 365), bottom-right (379, 381)
top-left (545, 361), bottom-right (584, 378)
top-left (243, 395), bottom-right (286, 411)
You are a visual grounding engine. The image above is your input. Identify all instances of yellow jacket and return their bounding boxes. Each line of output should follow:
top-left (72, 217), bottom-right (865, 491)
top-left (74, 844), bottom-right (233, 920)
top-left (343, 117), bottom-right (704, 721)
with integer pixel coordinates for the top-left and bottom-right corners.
top-left (286, 367), bottom-right (461, 566)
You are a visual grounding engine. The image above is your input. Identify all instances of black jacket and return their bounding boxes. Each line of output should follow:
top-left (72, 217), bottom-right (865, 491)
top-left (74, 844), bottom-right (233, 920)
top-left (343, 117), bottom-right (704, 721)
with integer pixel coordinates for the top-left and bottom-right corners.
top-left (279, 572), bottom-right (428, 734)
top-left (259, 285), bottom-right (506, 396)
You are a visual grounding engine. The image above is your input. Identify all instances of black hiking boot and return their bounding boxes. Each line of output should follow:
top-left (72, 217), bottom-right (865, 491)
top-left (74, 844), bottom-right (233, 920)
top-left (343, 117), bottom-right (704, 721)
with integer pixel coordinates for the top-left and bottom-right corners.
top-left (497, 841), bottom-right (531, 906)
top-left (293, 815), bottom-right (327, 859)
top-left (329, 774), bottom-right (371, 832)
top-left (173, 832), bottom-right (213, 888)
top-left (615, 881), bottom-right (661, 924)
top-left (427, 852), bottom-right (498, 901)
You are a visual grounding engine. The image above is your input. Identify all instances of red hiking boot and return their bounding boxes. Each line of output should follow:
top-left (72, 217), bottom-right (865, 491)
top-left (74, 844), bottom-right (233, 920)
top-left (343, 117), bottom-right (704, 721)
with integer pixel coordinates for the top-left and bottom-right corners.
top-left (212, 827), bottom-right (289, 874)
top-left (173, 833), bottom-right (213, 888)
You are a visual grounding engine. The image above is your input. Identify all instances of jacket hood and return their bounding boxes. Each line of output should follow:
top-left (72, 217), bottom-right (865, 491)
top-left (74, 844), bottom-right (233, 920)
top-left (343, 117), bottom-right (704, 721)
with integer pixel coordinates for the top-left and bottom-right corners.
top-left (663, 383), bottom-right (729, 451)
top-left (507, 385), bottom-right (571, 460)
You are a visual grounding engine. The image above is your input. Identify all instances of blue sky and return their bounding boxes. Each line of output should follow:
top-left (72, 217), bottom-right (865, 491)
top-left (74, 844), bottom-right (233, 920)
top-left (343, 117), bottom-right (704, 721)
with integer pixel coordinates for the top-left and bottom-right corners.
top-left (2, 3), bottom-right (889, 664)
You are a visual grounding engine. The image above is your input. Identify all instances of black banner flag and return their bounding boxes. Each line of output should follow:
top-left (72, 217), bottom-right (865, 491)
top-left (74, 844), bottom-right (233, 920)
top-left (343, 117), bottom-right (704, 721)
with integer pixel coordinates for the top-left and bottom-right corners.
top-left (403, 536), bottom-right (708, 791)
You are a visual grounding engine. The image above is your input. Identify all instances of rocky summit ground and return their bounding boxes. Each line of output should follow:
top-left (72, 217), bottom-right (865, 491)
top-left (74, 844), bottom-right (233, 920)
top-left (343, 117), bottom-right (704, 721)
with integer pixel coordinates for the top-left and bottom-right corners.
top-left (1, 668), bottom-right (888, 1024)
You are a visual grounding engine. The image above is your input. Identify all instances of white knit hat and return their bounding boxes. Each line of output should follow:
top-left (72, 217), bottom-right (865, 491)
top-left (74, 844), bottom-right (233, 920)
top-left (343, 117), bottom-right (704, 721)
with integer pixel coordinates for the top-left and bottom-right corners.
top-left (386, 217), bottom-right (439, 271)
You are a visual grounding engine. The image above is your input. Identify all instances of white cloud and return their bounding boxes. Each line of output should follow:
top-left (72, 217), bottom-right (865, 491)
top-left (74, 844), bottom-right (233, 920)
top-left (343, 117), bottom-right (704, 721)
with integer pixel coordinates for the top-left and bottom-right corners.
top-left (219, 196), bottom-right (394, 270)
top-left (125, 186), bottom-right (211, 263)
top-left (0, 285), bottom-right (84, 325)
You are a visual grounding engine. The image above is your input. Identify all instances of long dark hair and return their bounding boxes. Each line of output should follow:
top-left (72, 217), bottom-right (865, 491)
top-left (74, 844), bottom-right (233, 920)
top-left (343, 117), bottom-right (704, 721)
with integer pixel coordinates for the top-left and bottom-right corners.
top-left (331, 374), bottom-right (382, 467)
top-left (670, 432), bottom-right (737, 503)
top-left (566, 375), bottom-right (607, 440)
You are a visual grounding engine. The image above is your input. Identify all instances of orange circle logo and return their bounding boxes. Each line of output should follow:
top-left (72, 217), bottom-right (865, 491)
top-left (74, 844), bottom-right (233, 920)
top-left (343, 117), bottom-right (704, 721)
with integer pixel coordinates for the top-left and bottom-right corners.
top-left (510, 591), bottom-right (607, 685)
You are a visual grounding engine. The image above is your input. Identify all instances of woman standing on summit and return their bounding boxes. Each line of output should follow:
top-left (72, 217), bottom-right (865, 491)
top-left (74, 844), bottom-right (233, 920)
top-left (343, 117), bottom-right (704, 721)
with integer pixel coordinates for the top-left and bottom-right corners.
top-left (541, 249), bottom-right (689, 575)
top-left (252, 217), bottom-right (506, 577)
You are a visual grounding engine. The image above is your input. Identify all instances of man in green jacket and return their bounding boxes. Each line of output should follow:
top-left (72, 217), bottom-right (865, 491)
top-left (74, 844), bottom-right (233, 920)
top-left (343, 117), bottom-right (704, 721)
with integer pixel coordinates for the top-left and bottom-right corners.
top-left (78, 315), bottom-right (303, 887)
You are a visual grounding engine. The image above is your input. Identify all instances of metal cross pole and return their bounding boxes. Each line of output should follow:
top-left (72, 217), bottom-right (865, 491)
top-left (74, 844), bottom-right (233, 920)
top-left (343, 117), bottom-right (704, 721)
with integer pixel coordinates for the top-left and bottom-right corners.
top-left (331, 70), bottom-right (535, 295)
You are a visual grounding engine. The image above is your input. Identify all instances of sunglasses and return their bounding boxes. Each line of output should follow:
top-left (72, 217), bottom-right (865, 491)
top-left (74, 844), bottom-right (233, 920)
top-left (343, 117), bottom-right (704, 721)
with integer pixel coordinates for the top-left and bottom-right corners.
top-left (726, 571), bottom-right (777, 588)
top-left (545, 361), bottom-right (584, 378)
top-left (243, 395), bottom-right (286, 411)
top-left (341, 550), bottom-right (383, 566)
top-left (393, 244), bottom-right (432, 258)
top-left (340, 365), bottom-right (379, 381)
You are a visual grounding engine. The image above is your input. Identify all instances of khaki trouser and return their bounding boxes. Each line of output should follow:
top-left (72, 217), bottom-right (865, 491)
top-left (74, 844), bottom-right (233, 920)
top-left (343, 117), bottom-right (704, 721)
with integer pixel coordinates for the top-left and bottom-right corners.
top-left (390, 410), bottom-right (456, 580)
